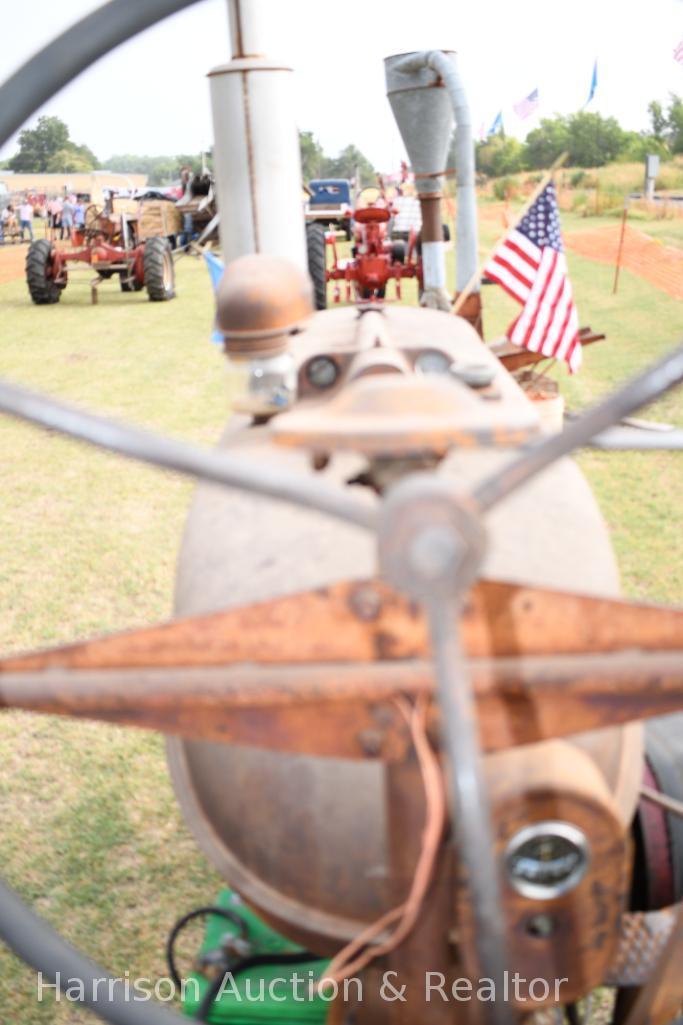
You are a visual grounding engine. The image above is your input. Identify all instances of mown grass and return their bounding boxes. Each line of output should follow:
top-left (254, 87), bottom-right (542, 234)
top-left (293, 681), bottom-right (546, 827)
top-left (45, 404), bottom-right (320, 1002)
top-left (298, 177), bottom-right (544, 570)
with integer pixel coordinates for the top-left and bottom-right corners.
top-left (0, 214), bottom-right (681, 1022)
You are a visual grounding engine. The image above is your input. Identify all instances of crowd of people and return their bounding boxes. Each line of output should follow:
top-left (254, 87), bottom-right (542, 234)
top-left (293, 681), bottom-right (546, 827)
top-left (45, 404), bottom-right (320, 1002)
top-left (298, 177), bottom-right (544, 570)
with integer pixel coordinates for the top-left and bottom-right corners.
top-left (0, 193), bottom-right (87, 245)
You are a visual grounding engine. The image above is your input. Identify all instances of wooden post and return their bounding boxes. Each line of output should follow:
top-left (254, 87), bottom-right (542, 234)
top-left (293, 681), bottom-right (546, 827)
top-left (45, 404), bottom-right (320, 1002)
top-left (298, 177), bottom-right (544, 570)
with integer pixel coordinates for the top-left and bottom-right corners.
top-left (452, 151), bottom-right (569, 319)
top-left (612, 203), bottom-right (628, 295)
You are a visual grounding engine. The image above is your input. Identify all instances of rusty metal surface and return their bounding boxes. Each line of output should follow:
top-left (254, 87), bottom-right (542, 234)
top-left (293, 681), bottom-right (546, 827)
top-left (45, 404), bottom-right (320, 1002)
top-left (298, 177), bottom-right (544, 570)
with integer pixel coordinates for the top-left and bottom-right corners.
top-left (216, 253), bottom-right (313, 356)
top-left (3, 574), bottom-right (681, 675)
top-left (274, 305), bottom-right (540, 454)
top-left (482, 743), bottom-right (631, 1005)
top-left (1, 650), bottom-right (681, 760)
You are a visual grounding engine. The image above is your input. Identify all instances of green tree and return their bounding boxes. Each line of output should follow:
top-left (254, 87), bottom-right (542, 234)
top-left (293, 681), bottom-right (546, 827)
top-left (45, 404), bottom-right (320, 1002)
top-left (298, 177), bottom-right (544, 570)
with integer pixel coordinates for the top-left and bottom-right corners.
top-left (565, 111), bottom-right (626, 167)
top-left (523, 116), bottom-right (570, 169)
top-left (648, 100), bottom-right (667, 141)
top-left (666, 94), bottom-right (683, 154)
top-left (618, 131), bottom-right (669, 163)
top-left (475, 135), bottom-right (525, 176)
top-left (8, 116), bottom-right (98, 172)
top-left (101, 154), bottom-right (203, 183)
top-left (321, 144), bottom-right (375, 186)
top-left (9, 116), bottom-right (69, 171)
top-left (299, 131), bottom-right (324, 181)
top-left (46, 149), bottom-right (94, 173)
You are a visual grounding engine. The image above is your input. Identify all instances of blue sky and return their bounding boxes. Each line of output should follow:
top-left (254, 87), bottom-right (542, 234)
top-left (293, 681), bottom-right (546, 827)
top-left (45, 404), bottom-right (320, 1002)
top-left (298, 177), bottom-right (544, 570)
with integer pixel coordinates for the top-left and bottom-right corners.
top-left (1, 0), bottom-right (682, 172)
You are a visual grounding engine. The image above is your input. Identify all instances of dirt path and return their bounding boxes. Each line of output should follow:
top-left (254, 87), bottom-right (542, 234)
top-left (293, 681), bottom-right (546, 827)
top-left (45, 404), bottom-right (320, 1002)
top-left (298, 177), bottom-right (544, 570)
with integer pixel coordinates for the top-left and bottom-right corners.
top-left (564, 223), bottom-right (683, 301)
top-left (0, 243), bottom-right (28, 285)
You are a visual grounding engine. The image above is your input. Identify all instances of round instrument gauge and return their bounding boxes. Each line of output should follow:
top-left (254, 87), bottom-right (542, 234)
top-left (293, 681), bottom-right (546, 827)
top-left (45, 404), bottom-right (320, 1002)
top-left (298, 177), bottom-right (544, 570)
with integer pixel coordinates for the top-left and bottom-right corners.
top-left (505, 821), bottom-right (590, 900)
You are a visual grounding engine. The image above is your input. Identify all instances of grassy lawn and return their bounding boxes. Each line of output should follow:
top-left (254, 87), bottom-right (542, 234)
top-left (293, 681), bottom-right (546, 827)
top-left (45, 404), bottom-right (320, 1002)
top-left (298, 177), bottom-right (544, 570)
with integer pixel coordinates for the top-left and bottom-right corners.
top-left (0, 214), bottom-right (681, 1021)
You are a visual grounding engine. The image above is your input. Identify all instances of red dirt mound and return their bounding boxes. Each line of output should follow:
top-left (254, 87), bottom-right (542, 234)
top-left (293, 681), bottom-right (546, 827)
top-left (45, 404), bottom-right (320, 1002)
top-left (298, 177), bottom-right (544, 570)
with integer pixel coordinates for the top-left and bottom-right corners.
top-left (564, 224), bottom-right (683, 301)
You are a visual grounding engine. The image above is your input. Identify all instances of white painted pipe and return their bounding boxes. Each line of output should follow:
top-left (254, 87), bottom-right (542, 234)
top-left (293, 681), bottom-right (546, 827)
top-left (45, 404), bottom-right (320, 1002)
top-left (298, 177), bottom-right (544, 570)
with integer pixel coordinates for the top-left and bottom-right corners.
top-left (208, 0), bottom-right (307, 271)
top-left (427, 50), bottom-right (478, 293)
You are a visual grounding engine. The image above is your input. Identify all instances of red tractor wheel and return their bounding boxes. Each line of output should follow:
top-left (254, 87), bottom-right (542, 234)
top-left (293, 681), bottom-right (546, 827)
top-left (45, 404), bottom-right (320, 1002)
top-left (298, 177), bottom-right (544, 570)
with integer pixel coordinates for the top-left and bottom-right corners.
top-left (143, 236), bottom-right (175, 301)
top-left (25, 240), bottom-right (65, 305)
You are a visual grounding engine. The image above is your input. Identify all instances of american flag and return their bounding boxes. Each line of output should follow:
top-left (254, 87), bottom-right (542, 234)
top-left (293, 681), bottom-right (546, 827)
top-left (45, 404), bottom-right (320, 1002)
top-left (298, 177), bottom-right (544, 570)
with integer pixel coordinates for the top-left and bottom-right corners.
top-left (675, 38), bottom-right (683, 64)
top-left (513, 88), bottom-right (539, 120)
top-left (483, 183), bottom-right (581, 372)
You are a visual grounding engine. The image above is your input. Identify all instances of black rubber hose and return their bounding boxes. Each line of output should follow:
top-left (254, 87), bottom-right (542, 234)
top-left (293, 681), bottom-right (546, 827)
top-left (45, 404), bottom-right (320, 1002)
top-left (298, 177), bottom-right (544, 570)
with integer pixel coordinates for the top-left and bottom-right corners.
top-left (166, 907), bottom-right (248, 989)
top-left (0, 0), bottom-right (205, 149)
top-left (0, 879), bottom-right (187, 1024)
top-left (196, 951), bottom-right (322, 1023)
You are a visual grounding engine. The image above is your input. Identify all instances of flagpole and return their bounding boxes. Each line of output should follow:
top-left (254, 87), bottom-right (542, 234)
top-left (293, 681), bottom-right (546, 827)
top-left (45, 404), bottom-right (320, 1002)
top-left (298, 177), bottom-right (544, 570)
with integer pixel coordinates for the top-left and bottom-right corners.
top-left (452, 150), bottom-right (569, 317)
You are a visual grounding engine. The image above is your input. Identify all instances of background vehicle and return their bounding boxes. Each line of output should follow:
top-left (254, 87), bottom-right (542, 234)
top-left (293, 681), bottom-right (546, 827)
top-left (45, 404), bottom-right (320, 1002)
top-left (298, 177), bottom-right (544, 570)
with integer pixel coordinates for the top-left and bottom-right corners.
top-left (25, 198), bottom-right (176, 303)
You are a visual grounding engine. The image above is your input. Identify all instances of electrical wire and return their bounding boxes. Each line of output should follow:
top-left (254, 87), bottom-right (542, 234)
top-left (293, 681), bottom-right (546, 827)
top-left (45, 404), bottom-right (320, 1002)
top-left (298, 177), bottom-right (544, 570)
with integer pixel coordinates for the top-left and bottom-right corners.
top-left (317, 695), bottom-right (446, 993)
top-left (166, 906), bottom-right (248, 989)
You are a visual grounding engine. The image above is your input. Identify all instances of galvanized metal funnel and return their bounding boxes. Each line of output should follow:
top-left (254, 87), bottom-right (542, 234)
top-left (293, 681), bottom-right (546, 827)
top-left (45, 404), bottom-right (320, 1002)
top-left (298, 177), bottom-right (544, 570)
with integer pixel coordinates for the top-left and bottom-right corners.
top-left (384, 52), bottom-right (456, 196)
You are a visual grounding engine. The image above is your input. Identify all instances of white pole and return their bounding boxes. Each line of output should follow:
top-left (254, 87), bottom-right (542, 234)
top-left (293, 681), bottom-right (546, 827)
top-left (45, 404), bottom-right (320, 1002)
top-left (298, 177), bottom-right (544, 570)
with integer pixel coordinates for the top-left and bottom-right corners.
top-left (209, 0), bottom-right (307, 270)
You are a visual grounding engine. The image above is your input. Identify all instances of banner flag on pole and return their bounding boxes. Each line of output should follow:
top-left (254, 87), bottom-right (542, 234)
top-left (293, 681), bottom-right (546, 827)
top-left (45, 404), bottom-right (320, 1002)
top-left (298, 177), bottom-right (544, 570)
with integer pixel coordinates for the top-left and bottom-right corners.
top-left (583, 60), bottom-right (598, 108)
top-left (675, 38), bottom-right (683, 64)
top-left (488, 111), bottom-right (503, 137)
top-left (513, 88), bottom-right (539, 120)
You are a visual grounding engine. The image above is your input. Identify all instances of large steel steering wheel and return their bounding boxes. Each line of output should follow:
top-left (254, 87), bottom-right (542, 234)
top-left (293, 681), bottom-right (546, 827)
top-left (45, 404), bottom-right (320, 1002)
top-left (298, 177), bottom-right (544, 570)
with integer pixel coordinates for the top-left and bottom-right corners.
top-left (1, 5), bottom-right (683, 1025)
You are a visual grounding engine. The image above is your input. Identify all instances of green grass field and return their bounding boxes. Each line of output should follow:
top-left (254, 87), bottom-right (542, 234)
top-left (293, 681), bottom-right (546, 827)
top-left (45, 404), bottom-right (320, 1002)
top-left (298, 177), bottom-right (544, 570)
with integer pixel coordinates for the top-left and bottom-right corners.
top-left (0, 214), bottom-right (681, 1021)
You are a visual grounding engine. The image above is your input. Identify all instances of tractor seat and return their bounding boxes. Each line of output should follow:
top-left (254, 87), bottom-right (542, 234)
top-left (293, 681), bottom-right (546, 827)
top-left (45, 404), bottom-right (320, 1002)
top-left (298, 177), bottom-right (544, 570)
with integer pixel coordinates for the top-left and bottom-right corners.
top-left (354, 206), bottom-right (391, 224)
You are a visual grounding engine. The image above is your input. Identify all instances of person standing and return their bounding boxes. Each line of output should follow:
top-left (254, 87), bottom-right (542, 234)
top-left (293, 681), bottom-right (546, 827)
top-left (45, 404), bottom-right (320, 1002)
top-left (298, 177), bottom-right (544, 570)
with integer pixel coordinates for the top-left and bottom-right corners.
top-left (60, 197), bottom-right (75, 241)
top-left (18, 198), bottom-right (34, 242)
top-left (74, 199), bottom-right (86, 235)
top-left (2, 205), bottom-right (16, 243)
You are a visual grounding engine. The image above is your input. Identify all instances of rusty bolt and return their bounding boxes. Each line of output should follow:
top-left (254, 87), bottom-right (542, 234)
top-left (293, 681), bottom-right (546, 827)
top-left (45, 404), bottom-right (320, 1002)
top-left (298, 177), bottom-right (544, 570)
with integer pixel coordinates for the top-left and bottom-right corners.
top-left (349, 584), bottom-right (382, 621)
top-left (526, 914), bottom-right (556, 938)
top-left (358, 728), bottom-right (384, 757)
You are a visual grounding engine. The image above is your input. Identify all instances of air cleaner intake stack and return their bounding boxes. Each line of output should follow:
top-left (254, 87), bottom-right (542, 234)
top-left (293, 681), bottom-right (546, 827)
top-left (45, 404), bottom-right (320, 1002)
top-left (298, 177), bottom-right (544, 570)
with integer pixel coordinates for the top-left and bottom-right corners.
top-left (208, 0), bottom-right (307, 271)
top-left (385, 51), bottom-right (479, 320)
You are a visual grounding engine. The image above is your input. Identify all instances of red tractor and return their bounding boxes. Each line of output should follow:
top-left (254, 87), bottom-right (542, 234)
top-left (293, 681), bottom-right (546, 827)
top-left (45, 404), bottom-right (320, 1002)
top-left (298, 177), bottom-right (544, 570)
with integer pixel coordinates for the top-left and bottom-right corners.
top-left (307, 203), bottom-right (421, 309)
top-left (25, 204), bottom-right (176, 305)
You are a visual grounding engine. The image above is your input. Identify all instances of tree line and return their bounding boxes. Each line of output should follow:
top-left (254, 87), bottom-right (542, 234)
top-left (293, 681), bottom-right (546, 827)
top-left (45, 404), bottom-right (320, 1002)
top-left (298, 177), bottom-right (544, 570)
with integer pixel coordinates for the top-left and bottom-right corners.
top-left (5, 100), bottom-right (682, 185)
top-left (470, 96), bottom-right (683, 178)
top-left (0, 116), bottom-right (377, 186)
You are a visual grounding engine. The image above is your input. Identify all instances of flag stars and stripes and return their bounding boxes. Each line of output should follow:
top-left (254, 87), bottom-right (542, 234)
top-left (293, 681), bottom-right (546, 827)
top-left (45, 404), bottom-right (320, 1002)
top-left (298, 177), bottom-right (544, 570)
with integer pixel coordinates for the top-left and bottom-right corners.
top-left (483, 183), bottom-right (582, 372)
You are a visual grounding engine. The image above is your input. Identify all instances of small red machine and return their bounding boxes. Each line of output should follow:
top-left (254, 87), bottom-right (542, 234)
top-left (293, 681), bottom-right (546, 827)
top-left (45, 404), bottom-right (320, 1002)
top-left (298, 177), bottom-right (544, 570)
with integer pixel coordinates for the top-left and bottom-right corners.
top-left (25, 205), bottom-right (175, 305)
top-left (328, 205), bottom-right (420, 303)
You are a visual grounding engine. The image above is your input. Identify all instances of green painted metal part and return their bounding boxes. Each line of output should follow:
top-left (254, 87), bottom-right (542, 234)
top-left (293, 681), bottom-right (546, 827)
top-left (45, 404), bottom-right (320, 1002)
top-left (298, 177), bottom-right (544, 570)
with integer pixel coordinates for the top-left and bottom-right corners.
top-left (182, 890), bottom-right (331, 1023)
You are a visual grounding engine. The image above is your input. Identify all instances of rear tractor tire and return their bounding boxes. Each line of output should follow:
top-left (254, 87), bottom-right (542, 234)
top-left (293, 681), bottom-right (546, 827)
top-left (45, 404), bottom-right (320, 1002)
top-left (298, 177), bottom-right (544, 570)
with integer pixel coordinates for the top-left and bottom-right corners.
top-left (143, 237), bottom-right (175, 301)
top-left (26, 239), bottom-right (64, 304)
top-left (306, 222), bottom-right (327, 311)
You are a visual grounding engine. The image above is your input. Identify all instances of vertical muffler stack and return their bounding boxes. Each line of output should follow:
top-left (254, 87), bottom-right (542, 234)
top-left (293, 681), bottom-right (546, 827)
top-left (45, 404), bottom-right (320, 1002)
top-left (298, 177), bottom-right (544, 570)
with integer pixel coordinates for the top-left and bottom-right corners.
top-left (209, 0), bottom-right (307, 271)
top-left (385, 51), bottom-right (480, 325)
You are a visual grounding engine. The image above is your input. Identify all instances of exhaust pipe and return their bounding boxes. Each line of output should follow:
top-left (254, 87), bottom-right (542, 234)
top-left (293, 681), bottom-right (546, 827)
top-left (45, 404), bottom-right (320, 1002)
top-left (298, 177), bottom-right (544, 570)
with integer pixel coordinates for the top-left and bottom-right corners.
top-left (208, 0), bottom-right (307, 271)
top-left (385, 51), bottom-right (479, 320)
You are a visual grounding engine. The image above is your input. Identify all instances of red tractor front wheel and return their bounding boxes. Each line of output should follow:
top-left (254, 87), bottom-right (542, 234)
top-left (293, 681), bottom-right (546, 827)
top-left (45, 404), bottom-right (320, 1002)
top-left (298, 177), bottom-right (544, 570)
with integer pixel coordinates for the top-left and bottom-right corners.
top-left (25, 240), bottom-right (65, 305)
